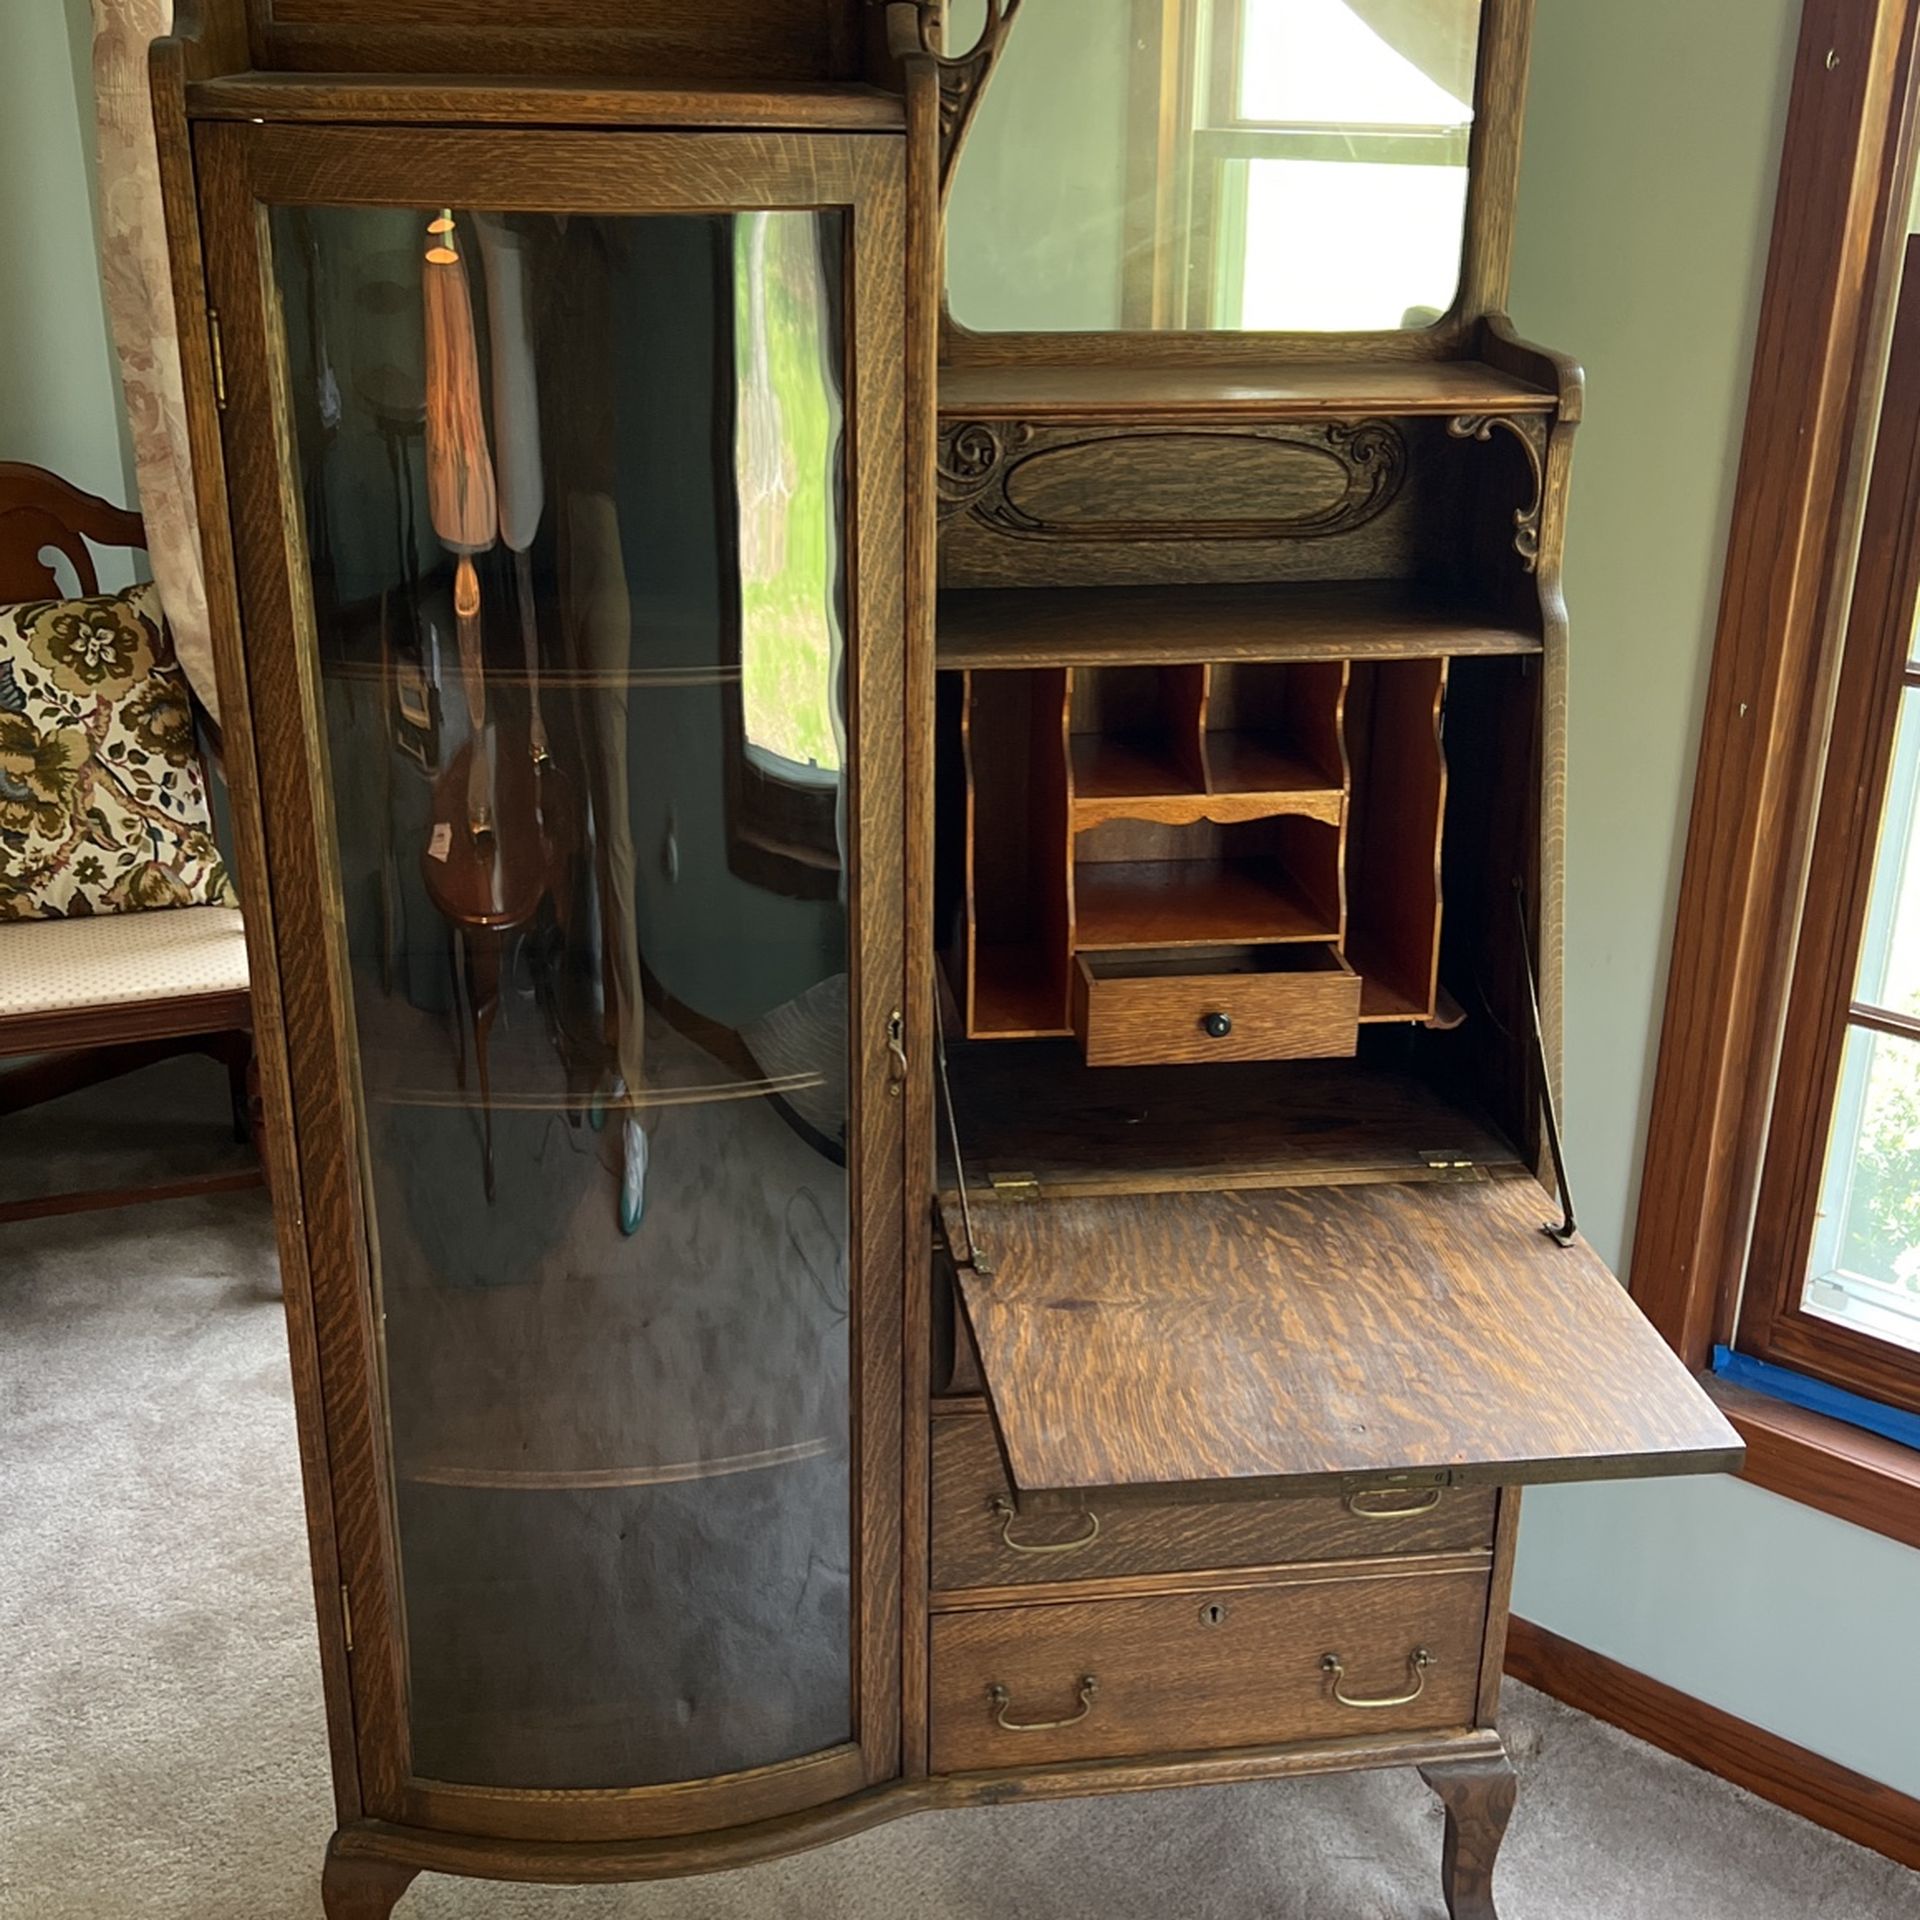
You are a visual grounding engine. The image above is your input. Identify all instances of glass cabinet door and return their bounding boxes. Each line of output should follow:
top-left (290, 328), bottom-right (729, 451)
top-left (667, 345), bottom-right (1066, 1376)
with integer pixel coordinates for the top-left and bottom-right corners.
top-left (198, 128), bottom-right (905, 1813)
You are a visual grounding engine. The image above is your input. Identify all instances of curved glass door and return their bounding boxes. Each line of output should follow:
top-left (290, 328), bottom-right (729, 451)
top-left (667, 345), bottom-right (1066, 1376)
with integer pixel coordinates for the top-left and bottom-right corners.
top-left (271, 201), bottom-right (855, 1791)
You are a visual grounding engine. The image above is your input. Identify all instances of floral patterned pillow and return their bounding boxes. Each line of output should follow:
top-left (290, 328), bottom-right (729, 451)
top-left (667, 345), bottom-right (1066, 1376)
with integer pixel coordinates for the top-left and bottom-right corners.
top-left (0, 581), bottom-right (235, 918)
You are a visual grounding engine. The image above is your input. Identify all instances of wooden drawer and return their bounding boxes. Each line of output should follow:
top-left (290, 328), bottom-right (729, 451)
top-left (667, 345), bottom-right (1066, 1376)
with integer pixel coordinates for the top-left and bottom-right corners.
top-left (1072, 946), bottom-right (1360, 1067)
top-left (930, 1566), bottom-right (1488, 1773)
top-left (932, 1412), bottom-right (1496, 1592)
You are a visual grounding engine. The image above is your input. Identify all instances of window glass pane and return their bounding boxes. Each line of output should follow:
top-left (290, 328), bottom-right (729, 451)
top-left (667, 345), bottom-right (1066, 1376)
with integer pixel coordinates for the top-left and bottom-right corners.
top-left (1853, 684), bottom-right (1920, 1013)
top-left (1237, 154), bottom-right (1471, 331)
top-left (1238, 0), bottom-right (1478, 129)
top-left (271, 203), bottom-right (853, 1791)
top-left (1806, 1024), bottom-right (1920, 1354)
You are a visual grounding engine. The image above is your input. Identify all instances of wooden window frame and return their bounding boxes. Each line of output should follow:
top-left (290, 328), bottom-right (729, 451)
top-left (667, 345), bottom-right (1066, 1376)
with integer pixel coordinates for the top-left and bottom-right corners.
top-left (1736, 237), bottom-right (1920, 1418)
top-left (1630, 0), bottom-right (1920, 1553)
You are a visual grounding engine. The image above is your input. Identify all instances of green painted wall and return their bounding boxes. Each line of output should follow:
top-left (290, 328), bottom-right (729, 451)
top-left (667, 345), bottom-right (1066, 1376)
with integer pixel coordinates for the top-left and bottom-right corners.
top-left (0, 0), bottom-right (133, 518)
top-left (1508, 0), bottom-right (1920, 1796)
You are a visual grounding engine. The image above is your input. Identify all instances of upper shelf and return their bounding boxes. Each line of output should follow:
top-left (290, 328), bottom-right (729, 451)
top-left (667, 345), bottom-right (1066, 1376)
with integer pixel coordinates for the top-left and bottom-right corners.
top-left (937, 359), bottom-right (1558, 424)
top-left (939, 580), bottom-right (1541, 672)
top-left (186, 74), bottom-right (906, 129)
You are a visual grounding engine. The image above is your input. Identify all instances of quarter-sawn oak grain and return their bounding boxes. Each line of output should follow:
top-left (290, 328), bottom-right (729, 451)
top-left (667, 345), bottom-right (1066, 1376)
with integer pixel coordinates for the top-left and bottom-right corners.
top-left (928, 1567), bottom-right (1487, 1773)
top-left (951, 1178), bottom-right (1742, 1504)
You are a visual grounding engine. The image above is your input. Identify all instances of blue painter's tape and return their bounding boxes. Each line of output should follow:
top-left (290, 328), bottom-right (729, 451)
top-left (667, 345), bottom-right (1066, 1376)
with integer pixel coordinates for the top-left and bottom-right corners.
top-left (1711, 1345), bottom-right (1920, 1453)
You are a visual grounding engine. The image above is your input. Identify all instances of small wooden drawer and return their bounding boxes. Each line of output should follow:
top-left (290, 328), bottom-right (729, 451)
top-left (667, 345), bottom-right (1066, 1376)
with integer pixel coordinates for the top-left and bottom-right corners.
top-left (929, 1566), bottom-right (1488, 1773)
top-left (931, 1412), bottom-right (1496, 1593)
top-left (1072, 945), bottom-right (1360, 1068)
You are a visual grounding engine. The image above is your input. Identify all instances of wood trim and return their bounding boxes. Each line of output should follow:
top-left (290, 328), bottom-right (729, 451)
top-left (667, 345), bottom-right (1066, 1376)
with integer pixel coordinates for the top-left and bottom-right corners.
top-left (899, 42), bottom-right (942, 1785)
top-left (939, 0), bottom-right (1533, 367)
top-left (185, 75), bottom-right (906, 128)
top-left (327, 1725), bottom-right (1508, 1886)
top-left (1733, 234), bottom-right (1920, 1419)
top-left (0, 1166), bottom-right (264, 1227)
top-left (1630, 0), bottom-right (1920, 1370)
top-left (0, 990), bottom-right (251, 1058)
top-left (153, 16), bottom-right (368, 1830)
top-left (1474, 1488), bottom-right (1520, 1726)
top-left (1712, 1378), bottom-right (1920, 1555)
top-left (194, 117), bottom-right (911, 1842)
top-left (1505, 1616), bottom-right (1920, 1872)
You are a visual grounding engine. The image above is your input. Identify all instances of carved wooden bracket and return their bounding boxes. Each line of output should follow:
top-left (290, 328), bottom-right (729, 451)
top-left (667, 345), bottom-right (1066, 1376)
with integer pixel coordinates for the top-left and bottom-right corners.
top-left (885, 0), bottom-right (1027, 200)
top-left (937, 419), bottom-right (1410, 545)
top-left (1447, 413), bottom-right (1548, 573)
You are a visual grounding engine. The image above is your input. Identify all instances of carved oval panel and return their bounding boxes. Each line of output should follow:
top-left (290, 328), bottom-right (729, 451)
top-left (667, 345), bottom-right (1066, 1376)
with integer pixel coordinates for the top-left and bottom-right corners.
top-left (978, 425), bottom-right (1407, 544)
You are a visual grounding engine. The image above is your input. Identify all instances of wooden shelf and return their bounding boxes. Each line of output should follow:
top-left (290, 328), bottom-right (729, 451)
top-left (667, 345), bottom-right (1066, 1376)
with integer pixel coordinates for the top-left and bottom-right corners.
top-left (1206, 734), bottom-right (1342, 799)
top-left (401, 1433), bottom-right (836, 1493)
top-left (366, 1071), bottom-right (825, 1114)
top-left (938, 358), bottom-right (1556, 423)
top-left (188, 74), bottom-right (906, 129)
top-left (1075, 859), bottom-right (1338, 950)
top-left (322, 658), bottom-right (738, 690)
top-left (942, 1045), bottom-right (1522, 1195)
top-left (1069, 736), bottom-right (1199, 806)
top-left (938, 581), bottom-right (1539, 672)
top-left (1068, 737), bottom-right (1343, 830)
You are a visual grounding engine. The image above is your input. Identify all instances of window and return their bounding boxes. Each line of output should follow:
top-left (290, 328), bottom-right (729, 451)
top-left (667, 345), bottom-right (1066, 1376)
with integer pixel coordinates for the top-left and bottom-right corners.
top-left (1734, 234), bottom-right (1920, 1420)
top-left (1134, 0), bottom-right (1479, 331)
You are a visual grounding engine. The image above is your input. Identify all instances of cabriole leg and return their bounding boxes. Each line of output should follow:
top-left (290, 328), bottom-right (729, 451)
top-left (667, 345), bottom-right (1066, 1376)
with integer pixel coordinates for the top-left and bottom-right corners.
top-left (1418, 1752), bottom-right (1518, 1920)
top-left (321, 1833), bottom-right (418, 1920)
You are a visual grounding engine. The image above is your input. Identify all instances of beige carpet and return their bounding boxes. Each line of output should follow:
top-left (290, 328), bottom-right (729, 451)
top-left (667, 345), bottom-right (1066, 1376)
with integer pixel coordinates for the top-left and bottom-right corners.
top-left (3, 1060), bottom-right (1918, 1920)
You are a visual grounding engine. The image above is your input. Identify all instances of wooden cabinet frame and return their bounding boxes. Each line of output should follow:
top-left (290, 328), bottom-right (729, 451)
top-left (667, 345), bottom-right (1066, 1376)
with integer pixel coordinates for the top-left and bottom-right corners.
top-left (147, 5), bottom-right (1741, 1915)
top-left (192, 120), bottom-right (911, 1843)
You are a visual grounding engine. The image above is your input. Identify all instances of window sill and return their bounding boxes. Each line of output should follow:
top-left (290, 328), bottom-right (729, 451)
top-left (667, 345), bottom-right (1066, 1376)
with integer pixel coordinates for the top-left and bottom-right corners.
top-left (1707, 1376), bottom-right (1920, 1553)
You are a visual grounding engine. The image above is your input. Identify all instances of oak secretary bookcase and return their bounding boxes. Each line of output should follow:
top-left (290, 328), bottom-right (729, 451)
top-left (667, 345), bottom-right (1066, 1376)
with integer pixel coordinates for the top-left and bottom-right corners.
top-left (151, 2), bottom-right (1740, 1914)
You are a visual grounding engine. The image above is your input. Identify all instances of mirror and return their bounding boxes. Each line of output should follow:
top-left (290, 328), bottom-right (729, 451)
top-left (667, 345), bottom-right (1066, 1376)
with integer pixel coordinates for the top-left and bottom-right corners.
top-left (945, 0), bottom-right (1483, 334)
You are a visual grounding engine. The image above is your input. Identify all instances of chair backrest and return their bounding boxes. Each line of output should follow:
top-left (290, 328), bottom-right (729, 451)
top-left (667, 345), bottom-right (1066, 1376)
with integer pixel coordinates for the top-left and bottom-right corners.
top-left (0, 463), bottom-right (146, 602)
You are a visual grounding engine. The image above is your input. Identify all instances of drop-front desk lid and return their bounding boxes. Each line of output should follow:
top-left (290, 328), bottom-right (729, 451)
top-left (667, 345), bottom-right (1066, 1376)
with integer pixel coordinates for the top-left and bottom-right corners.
top-left (943, 1175), bottom-right (1743, 1509)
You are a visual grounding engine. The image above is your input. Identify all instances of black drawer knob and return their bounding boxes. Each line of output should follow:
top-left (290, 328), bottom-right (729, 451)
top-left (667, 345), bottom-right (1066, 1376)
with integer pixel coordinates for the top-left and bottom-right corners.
top-left (1201, 1010), bottom-right (1233, 1039)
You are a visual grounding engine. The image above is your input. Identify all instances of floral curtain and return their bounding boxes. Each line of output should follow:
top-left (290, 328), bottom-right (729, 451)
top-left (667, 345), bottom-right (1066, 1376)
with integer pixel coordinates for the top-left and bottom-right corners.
top-left (88, 0), bottom-right (217, 718)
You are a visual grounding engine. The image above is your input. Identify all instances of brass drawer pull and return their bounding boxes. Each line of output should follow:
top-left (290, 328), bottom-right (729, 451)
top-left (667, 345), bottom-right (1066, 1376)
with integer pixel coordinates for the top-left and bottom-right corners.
top-left (1343, 1486), bottom-right (1444, 1520)
top-left (1321, 1647), bottom-right (1432, 1710)
top-left (990, 1494), bottom-right (1101, 1555)
top-left (988, 1674), bottom-right (1099, 1732)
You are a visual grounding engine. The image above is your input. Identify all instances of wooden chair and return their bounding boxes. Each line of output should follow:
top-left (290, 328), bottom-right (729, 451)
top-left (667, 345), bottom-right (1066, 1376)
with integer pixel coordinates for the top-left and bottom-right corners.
top-left (0, 462), bottom-right (259, 1224)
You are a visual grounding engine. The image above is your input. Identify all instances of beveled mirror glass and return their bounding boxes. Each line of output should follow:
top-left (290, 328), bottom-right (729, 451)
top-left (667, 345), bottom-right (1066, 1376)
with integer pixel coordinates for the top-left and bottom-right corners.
top-left (945, 0), bottom-right (1482, 334)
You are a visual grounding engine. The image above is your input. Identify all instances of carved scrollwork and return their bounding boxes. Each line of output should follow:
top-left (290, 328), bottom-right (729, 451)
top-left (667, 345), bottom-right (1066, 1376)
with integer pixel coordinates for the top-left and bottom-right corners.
top-left (936, 418), bottom-right (1410, 545)
top-left (886, 0), bottom-right (1027, 198)
top-left (1447, 413), bottom-right (1548, 573)
top-left (937, 420), bottom-right (1035, 518)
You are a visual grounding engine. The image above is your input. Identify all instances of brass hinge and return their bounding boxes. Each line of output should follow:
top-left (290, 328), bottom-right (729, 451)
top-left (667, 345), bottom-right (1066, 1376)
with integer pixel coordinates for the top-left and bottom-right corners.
top-left (1419, 1150), bottom-right (1483, 1184)
top-left (339, 1583), bottom-right (354, 1654)
top-left (988, 1171), bottom-right (1041, 1200)
top-left (208, 308), bottom-right (228, 411)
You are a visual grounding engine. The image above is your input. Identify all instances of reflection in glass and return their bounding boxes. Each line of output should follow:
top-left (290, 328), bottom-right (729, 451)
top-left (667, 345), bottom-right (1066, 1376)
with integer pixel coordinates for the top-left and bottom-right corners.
top-left (272, 204), bottom-right (854, 1788)
top-left (946, 0), bottom-right (1481, 333)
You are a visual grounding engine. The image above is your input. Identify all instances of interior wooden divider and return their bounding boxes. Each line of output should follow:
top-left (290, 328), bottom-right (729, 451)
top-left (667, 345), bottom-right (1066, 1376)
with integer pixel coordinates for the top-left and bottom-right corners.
top-left (1344, 658), bottom-right (1449, 1022)
top-left (953, 647), bottom-right (1447, 1053)
top-left (960, 667), bottom-right (1072, 1037)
